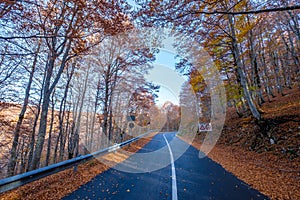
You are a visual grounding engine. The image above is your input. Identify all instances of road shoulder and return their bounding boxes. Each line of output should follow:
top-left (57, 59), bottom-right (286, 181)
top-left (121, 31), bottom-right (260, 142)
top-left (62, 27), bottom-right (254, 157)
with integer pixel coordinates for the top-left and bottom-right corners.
top-left (0, 132), bottom-right (158, 200)
top-left (178, 135), bottom-right (300, 199)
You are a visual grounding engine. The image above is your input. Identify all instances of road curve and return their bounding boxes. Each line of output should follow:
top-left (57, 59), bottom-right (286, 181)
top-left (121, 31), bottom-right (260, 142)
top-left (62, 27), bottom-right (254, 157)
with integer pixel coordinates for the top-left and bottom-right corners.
top-left (63, 132), bottom-right (269, 200)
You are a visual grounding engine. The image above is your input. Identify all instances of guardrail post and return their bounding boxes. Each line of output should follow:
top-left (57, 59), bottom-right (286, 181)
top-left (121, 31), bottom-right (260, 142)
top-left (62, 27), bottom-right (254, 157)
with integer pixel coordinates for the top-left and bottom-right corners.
top-left (73, 164), bottom-right (78, 172)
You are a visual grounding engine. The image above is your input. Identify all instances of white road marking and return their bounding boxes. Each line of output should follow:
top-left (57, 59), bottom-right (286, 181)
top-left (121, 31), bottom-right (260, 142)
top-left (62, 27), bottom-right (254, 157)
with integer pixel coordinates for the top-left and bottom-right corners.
top-left (163, 134), bottom-right (178, 200)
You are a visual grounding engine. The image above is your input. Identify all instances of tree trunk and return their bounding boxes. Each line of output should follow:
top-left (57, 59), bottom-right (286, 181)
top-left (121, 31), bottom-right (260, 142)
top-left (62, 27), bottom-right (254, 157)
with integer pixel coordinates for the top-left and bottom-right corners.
top-left (74, 68), bottom-right (89, 157)
top-left (68, 89), bottom-right (79, 159)
top-left (54, 63), bottom-right (75, 163)
top-left (287, 30), bottom-right (300, 88)
top-left (85, 103), bottom-right (90, 154)
top-left (228, 14), bottom-right (261, 120)
top-left (271, 52), bottom-right (283, 95)
top-left (26, 91), bottom-right (43, 172)
top-left (19, 137), bottom-right (27, 174)
top-left (30, 40), bottom-right (71, 170)
top-left (69, 65), bottom-right (89, 159)
top-left (45, 92), bottom-right (55, 166)
top-left (90, 78), bottom-right (101, 150)
top-left (60, 103), bottom-right (71, 161)
top-left (7, 42), bottom-right (40, 176)
top-left (280, 35), bottom-right (293, 89)
top-left (102, 70), bottom-right (110, 142)
top-left (248, 28), bottom-right (265, 106)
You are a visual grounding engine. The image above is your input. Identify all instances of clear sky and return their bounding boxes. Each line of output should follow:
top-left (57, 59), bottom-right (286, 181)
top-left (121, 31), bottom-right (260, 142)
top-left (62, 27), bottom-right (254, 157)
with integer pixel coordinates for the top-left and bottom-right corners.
top-left (145, 50), bottom-right (187, 106)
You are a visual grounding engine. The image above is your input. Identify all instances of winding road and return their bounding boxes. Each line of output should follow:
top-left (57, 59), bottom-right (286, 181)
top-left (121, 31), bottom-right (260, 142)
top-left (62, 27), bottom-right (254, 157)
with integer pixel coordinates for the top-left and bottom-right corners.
top-left (63, 132), bottom-right (269, 200)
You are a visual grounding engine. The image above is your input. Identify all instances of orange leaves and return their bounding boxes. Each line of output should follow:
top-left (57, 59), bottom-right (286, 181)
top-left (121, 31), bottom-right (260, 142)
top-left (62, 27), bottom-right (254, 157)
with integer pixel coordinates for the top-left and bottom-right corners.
top-left (52, 19), bottom-right (63, 27)
top-left (71, 38), bottom-right (86, 54)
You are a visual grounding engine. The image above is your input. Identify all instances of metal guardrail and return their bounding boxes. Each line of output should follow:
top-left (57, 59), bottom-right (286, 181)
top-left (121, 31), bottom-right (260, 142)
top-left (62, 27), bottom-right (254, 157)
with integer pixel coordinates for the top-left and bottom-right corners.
top-left (0, 131), bottom-right (153, 194)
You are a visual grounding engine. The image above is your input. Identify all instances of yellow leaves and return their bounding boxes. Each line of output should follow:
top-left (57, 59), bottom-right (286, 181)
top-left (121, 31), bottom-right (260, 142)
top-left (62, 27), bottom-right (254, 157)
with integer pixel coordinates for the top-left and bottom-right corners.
top-left (189, 70), bottom-right (206, 93)
top-left (236, 21), bottom-right (256, 42)
top-left (226, 84), bottom-right (243, 100)
top-left (235, 13), bottom-right (260, 42)
top-left (233, 0), bottom-right (247, 11)
top-left (215, 59), bottom-right (222, 69)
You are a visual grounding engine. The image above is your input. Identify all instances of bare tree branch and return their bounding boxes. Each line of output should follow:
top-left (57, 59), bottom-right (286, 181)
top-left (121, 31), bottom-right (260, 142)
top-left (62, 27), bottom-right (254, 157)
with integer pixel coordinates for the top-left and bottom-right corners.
top-left (189, 5), bottom-right (300, 16)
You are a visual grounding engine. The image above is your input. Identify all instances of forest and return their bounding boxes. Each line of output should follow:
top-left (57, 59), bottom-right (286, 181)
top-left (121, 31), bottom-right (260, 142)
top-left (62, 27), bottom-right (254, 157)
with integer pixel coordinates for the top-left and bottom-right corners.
top-left (0, 0), bottom-right (299, 182)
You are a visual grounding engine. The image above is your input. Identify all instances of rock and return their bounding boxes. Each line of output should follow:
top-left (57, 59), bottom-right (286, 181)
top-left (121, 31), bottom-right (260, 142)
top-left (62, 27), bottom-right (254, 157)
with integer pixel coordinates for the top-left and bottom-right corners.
top-left (270, 138), bottom-right (275, 145)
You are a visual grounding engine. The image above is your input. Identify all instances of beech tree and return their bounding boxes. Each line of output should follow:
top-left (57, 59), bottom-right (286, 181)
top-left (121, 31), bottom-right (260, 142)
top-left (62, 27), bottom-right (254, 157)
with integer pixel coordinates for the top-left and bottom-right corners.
top-left (136, 0), bottom-right (300, 121)
top-left (27, 0), bottom-right (132, 171)
top-left (89, 30), bottom-right (156, 147)
top-left (7, 41), bottom-right (41, 176)
top-left (2, 0), bottom-right (135, 175)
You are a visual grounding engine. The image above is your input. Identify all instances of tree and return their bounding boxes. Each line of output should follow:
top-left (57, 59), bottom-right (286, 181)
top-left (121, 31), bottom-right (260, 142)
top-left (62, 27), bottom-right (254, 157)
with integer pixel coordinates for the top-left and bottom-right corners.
top-left (161, 101), bottom-right (180, 132)
top-left (136, 0), bottom-right (300, 120)
top-left (27, 0), bottom-right (132, 170)
top-left (88, 30), bottom-right (157, 146)
top-left (1, 0), bottom-right (135, 174)
top-left (129, 83), bottom-right (160, 127)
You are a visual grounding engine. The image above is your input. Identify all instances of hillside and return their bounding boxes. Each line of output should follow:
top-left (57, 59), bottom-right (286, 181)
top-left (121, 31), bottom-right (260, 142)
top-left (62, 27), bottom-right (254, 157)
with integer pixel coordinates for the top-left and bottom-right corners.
top-left (188, 87), bottom-right (300, 199)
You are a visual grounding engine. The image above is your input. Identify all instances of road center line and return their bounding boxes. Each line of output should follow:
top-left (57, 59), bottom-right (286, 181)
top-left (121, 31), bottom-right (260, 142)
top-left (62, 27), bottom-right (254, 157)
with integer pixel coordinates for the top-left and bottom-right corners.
top-left (163, 134), bottom-right (178, 200)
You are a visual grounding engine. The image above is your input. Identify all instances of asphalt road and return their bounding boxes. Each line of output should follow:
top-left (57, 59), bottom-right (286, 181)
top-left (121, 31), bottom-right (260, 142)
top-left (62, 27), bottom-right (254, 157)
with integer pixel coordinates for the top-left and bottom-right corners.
top-left (63, 132), bottom-right (269, 200)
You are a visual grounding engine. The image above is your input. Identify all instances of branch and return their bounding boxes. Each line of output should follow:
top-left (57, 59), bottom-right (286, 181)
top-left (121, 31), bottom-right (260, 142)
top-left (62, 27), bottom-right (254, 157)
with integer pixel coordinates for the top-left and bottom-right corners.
top-left (190, 5), bottom-right (300, 16)
top-left (0, 34), bottom-right (85, 40)
top-left (0, 52), bottom-right (36, 56)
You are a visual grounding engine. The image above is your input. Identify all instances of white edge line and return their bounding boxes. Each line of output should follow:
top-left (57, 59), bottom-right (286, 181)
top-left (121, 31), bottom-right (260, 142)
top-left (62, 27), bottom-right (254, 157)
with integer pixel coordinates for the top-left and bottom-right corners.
top-left (163, 134), bottom-right (178, 200)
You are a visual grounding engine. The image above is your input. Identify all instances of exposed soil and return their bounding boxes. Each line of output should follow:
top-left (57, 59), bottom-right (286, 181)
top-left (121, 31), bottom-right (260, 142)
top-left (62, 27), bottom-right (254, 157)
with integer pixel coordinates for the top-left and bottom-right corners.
top-left (0, 102), bottom-right (64, 179)
top-left (181, 87), bottom-right (300, 200)
top-left (0, 132), bottom-right (157, 200)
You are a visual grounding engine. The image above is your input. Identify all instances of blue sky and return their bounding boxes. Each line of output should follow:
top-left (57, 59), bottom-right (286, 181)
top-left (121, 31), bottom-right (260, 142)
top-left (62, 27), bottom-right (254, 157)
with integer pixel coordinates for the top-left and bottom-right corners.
top-left (146, 50), bottom-right (187, 106)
